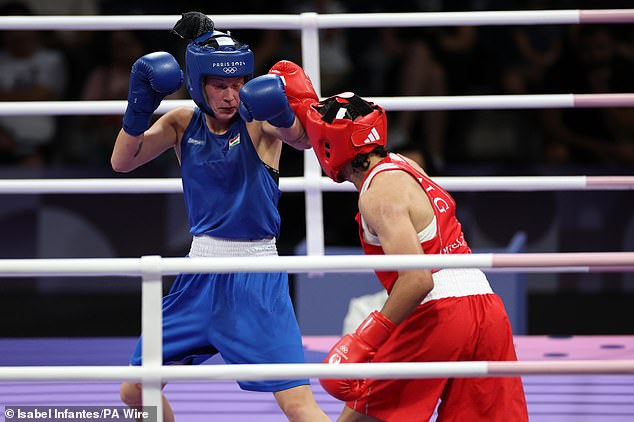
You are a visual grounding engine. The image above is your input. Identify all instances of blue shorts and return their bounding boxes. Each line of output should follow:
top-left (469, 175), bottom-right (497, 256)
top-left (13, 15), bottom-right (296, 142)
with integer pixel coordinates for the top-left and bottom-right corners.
top-left (130, 271), bottom-right (309, 392)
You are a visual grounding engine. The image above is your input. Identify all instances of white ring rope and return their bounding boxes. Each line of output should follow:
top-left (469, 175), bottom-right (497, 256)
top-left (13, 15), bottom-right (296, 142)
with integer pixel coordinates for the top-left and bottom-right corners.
top-left (1, 93), bottom-right (633, 116)
top-left (0, 10), bottom-right (632, 31)
top-left (0, 176), bottom-right (632, 194)
top-left (0, 360), bottom-right (633, 382)
top-left (1, 11), bottom-right (632, 408)
top-left (0, 252), bottom-right (632, 277)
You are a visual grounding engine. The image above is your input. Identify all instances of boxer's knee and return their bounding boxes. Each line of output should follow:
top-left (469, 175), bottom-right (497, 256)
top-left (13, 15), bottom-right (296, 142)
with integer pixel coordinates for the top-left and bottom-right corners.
top-left (120, 382), bottom-right (142, 406)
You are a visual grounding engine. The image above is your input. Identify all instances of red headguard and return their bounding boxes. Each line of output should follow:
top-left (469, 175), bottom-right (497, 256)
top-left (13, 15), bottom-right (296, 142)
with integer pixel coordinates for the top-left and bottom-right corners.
top-left (303, 92), bottom-right (387, 183)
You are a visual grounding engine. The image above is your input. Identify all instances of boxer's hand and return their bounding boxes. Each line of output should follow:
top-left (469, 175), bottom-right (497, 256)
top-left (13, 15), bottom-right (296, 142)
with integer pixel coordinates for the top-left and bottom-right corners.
top-left (320, 311), bottom-right (395, 401)
top-left (122, 52), bottom-right (183, 136)
top-left (238, 74), bottom-right (295, 128)
top-left (268, 60), bottom-right (318, 124)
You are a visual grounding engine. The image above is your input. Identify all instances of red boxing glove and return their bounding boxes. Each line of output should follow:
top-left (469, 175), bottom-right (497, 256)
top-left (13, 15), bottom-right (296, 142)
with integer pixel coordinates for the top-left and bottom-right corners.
top-left (320, 311), bottom-right (396, 401)
top-left (268, 60), bottom-right (318, 127)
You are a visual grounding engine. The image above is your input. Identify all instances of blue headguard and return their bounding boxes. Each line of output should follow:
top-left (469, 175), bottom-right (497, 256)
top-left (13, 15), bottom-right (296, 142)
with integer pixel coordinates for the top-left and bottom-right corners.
top-left (186, 30), bottom-right (254, 116)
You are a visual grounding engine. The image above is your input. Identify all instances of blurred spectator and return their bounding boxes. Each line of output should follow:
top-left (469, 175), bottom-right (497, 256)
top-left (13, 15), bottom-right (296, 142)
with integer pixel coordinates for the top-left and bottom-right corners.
top-left (481, 0), bottom-right (564, 95)
top-left (62, 31), bottom-right (148, 164)
top-left (98, 0), bottom-right (174, 15)
top-left (99, 1), bottom-right (290, 75)
top-left (81, 31), bottom-right (145, 102)
top-left (344, 1), bottom-right (481, 174)
top-left (502, 1), bottom-right (564, 95)
top-left (0, 125), bottom-right (16, 164)
top-left (0, 1), bottom-right (67, 166)
top-left (380, 19), bottom-right (448, 171)
top-left (60, 30), bottom-right (186, 165)
top-left (541, 25), bottom-right (634, 165)
top-left (288, 0), bottom-right (353, 96)
top-left (25, 1), bottom-right (102, 102)
top-left (9, 0), bottom-right (99, 14)
top-left (455, 1), bottom-right (565, 167)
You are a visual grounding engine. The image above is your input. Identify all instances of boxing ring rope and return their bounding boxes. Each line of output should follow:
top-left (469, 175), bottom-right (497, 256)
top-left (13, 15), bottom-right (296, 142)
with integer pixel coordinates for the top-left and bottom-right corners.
top-left (1, 93), bottom-right (634, 115)
top-left (0, 360), bottom-right (633, 382)
top-left (1, 252), bottom-right (633, 276)
top-left (2, 10), bottom-right (634, 420)
top-left (1, 10), bottom-right (633, 258)
top-left (0, 175), bottom-right (633, 194)
top-left (1, 256), bottom-right (633, 381)
top-left (0, 253), bottom-right (633, 415)
top-left (0, 9), bottom-right (633, 31)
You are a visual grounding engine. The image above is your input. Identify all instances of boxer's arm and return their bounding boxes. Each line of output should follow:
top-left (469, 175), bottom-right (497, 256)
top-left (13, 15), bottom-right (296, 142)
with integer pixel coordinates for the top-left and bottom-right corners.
top-left (263, 117), bottom-right (311, 150)
top-left (112, 51), bottom-right (185, 172)
top-left (359, 170), bottom-right (434, 324)
top-left (265, 60), bottom-right (318, 150)
top-left (321, 170), bottom-right (435, 401)
top-left (112, 107), bottom-right (191, 172)
top-left (268, 60), bottom-right (318, 117)
top-left (239, 73), bottom-right (311, 150)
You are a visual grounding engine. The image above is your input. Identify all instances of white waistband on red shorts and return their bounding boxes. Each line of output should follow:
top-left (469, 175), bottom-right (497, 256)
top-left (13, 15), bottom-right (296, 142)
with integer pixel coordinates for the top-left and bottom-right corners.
top-left (189, 235), bottom-right (278, 257)
top-left (422, 269), bottom-right (493, 305)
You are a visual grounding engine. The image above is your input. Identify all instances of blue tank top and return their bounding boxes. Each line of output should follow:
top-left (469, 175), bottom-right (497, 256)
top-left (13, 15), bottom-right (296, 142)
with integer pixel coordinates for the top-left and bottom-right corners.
top-left (180, 108), bottom-right (281, 239)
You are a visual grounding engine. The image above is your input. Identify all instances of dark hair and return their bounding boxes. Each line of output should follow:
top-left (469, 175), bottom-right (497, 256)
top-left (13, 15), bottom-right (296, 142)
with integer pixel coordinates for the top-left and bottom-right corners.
top-left (350, 146), bottom-right (388, 172)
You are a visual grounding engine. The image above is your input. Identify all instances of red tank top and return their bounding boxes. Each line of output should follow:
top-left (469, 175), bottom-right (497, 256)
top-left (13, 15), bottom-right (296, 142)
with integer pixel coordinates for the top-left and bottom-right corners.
top-left (355, 154), bottom-right (471, 292)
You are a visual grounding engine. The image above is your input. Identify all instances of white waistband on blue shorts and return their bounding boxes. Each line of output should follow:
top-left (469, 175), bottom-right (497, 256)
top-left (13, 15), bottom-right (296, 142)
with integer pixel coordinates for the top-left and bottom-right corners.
top-left (422, 269), bottom-right (494, 305)
top-left (189, 235), bottom-right (278, 258)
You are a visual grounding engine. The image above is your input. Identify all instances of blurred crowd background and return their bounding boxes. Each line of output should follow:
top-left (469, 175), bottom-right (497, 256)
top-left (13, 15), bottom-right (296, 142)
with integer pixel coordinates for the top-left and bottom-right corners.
top-left (0, 0), bottom-right (633, 337)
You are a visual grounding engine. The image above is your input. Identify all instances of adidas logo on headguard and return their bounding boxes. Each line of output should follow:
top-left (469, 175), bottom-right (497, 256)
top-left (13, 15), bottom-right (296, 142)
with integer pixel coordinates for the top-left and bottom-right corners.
top-left (363, 128), bottom-right (381, 144)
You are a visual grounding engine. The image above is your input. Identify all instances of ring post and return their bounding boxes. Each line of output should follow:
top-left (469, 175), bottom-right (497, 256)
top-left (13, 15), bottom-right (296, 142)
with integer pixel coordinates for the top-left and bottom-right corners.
top-left (140, 255), bottom-right (163, 422)
top-left (300, 12), bottom-right (326, 271)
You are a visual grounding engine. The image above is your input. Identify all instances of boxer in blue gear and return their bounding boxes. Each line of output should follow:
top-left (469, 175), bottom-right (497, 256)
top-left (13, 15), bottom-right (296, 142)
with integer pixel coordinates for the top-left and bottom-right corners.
top-left (111, 11), bottom-right (329, 422)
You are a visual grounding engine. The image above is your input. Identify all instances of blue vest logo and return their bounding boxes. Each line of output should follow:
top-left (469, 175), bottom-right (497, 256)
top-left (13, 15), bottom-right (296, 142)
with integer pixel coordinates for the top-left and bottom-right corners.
top-left (187, 137), bottom-right (205, 146)
top-left (229, 134), bottom-right (240, 148)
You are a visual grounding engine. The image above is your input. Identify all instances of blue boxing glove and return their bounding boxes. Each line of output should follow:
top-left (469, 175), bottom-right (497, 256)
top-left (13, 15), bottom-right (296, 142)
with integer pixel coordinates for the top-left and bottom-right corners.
top-left (122, 52), bottom-right (184, 136)
top-left (238, 74), bottom-right (295, 128)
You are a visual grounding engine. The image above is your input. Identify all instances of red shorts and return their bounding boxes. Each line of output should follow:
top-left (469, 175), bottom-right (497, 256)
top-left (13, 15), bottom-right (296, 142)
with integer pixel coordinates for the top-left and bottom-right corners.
top-left (347, 294), bottom-right (528, 422)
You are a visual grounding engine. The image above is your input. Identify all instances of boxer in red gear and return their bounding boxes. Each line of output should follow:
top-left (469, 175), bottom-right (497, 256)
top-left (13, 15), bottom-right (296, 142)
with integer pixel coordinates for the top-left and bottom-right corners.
top-left (321, 310), bottom-right (395, 401)
top-left (298, 93), bottom-right (528, 421)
